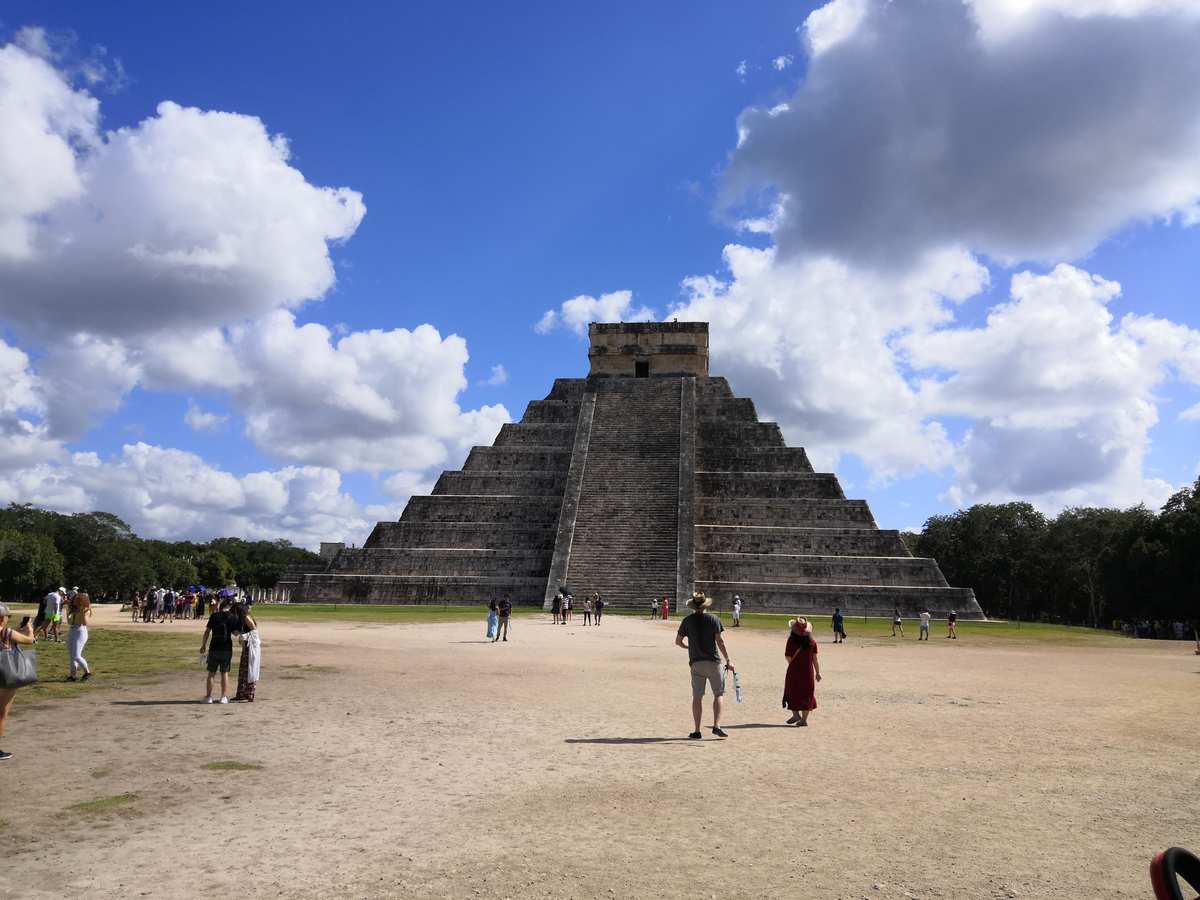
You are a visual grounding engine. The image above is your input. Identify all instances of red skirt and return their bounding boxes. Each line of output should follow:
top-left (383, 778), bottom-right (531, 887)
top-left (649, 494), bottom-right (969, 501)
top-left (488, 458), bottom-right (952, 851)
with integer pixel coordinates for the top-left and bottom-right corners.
top-left (782, 651), bottom-right (817, 712)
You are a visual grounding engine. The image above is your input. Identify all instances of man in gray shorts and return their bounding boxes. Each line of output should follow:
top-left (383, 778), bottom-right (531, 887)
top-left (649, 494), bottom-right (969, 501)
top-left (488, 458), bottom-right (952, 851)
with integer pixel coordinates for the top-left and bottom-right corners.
top-left (675, 592), bottom-right (734, 739)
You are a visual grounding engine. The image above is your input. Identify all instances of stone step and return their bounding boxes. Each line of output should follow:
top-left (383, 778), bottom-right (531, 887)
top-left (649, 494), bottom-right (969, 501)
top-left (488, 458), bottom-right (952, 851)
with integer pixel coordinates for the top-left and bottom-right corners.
top-left (696, 552), bottom-right (948, 587)
top-left (462, 446), bottom-right (572, 473)
top-left (433, 471), bottom-right (567, 496)
top-left (697, 420), bottom-right (784, 448)
top-left (545, 379), bottom-right (589, 402)
top-left (520, 400), bottom-right (582, 424)
top-left (698, 498), bottom-right (876, 527)
top-left (695, 525), bottom-right (909, 556)
top-left (493, 422), bottom-right (577, 447)
top-left (401, 495), bottom-right (562, 525)
top-left (696, 397), bottom-right (759, 421)
top-left (295, 573), bottom-right (547, 605)
top-left (693, 581), bottom-right (982, 618)
top-left (365, 522), bottom-right (556, 550)
top-left (696, 447), bottom-right (814, 473)
top-left (327, 547), bottom-right (552, 578)
top-left (695, 376), bottom-right (735, 403)
top-left (696, 472), bottom-right (845, 500)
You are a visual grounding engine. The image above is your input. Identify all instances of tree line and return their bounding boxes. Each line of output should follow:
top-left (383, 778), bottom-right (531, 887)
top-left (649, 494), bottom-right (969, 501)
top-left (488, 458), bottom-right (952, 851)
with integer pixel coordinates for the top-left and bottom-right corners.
top-left (0, 504), bottom-right (324, 602)
top-left (902, 477), bottom-right (1200, 627)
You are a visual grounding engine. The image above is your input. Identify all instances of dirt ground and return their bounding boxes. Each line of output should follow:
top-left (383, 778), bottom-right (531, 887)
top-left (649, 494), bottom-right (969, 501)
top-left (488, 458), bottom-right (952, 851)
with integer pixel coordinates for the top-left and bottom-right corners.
top-left (1, 606), bottom-right (1196, 899)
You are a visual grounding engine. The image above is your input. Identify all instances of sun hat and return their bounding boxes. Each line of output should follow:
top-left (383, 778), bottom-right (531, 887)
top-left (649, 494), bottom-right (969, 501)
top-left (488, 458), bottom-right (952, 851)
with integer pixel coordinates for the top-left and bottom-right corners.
top-left (789, 616), bottom-right (812, 634)
top-left (687, 592), bottom-right (712, 610)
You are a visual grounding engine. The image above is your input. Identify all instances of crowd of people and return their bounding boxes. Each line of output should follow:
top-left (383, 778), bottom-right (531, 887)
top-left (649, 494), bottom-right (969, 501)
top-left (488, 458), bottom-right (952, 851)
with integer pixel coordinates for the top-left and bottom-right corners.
top-left (547, 591), bottom-right (607, 627)
top-left (0, 583), bottom-right (264, 761)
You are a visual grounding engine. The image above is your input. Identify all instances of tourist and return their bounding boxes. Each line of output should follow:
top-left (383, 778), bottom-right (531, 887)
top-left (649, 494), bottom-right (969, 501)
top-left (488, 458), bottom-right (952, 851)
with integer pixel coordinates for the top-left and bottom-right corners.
top-left (831, 607), bottom-right (846, 643)
top-left (551, 593), bottom-right (561, 625)
top-left (0, 604), bottom-right (36, 761)
top-left (650, 597), bottom-right (659, 619)
top-left (39, 586), bottom-right (64, 642)
top-left (675, 592), bottom-right (734, 739)
top-left (731, 594), bottom-right (742, 627)
top-left (891, 607), bottom-right (905, 638)
top-left (493, 598), bottom-right (512, 642)
top-left (130, 591), bottom-right (142, 623)
top-left (487, 599), bottom-right (499, 638)
top-left (164, 588), bottom-right (176, 622)
top-left (154, 587), bottom-right (166, 623)
top-left (32, 591), bottom-right (47, 642)
top-left (233, 603), bottom-right (260, 702)
top-left (947, 610), bottom-right (958, 639)
top-left (564, 593), bottom-right (572, 623)
top-left (594, 594), bottom-right (604, 625)
top-left (783, 617), bottom-right (821, 726)
top-left (142, 587), bottom-right (155, 622)
top-left (919, 609), bottom-right (931, 641)
top-left (66, 592), bottom-right (93, 682)
top-left (661, 595), bottom-right (669, 620)
top-left (200, 599), bottom-right (239, 704)
top-left (583, 597), bottom-right (593, 626)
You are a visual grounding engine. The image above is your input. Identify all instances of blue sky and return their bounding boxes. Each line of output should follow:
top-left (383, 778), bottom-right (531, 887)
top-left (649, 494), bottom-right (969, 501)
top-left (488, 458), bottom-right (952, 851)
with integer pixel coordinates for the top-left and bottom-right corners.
top-left (1, 1), bottom-right (1198, 545)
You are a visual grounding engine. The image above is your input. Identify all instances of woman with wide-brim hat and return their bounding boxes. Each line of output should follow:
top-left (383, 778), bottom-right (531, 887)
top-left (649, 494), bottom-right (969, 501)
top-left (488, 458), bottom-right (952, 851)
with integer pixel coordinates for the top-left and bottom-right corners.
top-left (782, 616), bottom-right (821, 726)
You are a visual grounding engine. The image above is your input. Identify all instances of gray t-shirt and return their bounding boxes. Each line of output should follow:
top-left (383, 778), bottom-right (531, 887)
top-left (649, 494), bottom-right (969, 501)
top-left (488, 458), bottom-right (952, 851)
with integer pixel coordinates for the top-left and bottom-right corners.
top-left (677, 611), bottom-right (723, 664)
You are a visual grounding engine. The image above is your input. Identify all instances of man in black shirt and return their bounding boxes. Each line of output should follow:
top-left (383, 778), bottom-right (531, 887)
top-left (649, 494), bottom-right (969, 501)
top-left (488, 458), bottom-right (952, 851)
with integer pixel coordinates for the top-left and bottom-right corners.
top-left (199, 600), bottom-right (239, 704)
top-left (675, 592), bottom-right (734, 739)
top-left (493, 598), bottom-right (512, 642)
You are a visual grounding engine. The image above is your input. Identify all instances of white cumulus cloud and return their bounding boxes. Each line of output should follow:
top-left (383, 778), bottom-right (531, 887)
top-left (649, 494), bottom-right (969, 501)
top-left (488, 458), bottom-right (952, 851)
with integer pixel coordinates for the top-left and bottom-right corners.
top-left (737, 0), bottom-right (1200, 267)
top-left (535, 290), bottom-right (657, 337)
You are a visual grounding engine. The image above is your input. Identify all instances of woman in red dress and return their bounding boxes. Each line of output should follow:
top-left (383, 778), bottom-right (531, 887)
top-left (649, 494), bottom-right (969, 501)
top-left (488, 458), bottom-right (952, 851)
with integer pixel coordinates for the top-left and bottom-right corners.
top-left (783, 617), bottom-right (821, 726)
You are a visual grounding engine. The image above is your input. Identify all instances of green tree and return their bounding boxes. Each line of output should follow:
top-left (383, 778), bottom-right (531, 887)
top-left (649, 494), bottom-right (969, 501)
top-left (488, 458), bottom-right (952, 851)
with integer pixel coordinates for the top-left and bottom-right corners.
top-left (195, 550), bottom-right (235, 588)
top-left (0, 529), bottom-right (65, 601)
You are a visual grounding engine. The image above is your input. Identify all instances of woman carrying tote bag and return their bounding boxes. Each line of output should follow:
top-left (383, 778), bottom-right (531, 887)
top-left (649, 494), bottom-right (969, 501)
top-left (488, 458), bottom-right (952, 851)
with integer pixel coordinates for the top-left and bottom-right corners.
top-left (0, 603), bottom-right (37, 762)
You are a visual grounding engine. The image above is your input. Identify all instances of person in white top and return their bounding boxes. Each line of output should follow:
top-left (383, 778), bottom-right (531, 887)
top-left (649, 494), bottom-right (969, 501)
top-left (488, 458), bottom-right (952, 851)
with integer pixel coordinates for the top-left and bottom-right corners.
top-left (40, 588), bottom-right (64, 642)
top-left (731, 595), bottom-right (742, 627)
top-left (919, 610), bottom-right (931, 641)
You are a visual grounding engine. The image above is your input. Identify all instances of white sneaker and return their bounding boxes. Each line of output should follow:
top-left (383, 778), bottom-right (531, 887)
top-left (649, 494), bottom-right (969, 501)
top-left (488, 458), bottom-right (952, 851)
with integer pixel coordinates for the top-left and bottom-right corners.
top-left (219, 696), bottom-right (228, 704)
top-left (204, 697), bottom-right (213, 704)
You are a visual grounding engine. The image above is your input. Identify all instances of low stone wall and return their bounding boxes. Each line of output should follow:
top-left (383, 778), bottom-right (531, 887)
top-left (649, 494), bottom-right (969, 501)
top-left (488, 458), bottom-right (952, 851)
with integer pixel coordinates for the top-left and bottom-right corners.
top-left (365, 522), bottom-right (557, 550)
top-left (694, 581), bottom-right (983, 619)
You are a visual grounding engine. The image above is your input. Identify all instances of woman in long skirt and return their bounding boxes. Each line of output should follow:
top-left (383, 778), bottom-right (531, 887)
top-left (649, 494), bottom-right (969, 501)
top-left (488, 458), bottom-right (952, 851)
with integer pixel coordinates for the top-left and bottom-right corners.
top-left (233, 604), bottom-right (259, 702)
top-left (782, 617), bottom-right (821, 726)
top-left (487, 600), bottom-right (499, 638)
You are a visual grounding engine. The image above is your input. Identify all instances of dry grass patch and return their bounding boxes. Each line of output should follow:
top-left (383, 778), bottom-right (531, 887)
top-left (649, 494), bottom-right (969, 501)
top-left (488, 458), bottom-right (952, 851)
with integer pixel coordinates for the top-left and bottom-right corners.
top-left (203, 760), bottom-right (262, 772)
top-left (71, 792), bottom-right (139, 815)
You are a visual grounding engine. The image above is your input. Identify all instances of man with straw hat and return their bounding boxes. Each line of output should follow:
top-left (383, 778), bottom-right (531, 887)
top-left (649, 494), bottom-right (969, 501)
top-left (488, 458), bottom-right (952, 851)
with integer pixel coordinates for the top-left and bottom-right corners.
top-left (675, 591), bottom-right (735, 739)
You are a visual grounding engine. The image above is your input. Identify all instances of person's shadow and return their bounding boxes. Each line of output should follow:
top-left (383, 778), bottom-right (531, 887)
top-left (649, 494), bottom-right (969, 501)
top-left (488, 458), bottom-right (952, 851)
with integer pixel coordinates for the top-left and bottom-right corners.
top-left (564, 737), bottom-right (698, 745)
top-left (111, 700), bottom-right (211, 706)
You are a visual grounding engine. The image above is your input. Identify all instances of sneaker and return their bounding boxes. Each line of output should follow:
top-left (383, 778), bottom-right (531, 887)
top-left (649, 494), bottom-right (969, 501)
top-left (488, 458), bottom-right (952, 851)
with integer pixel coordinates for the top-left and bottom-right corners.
top-left (711, 726), bottom-right (729, 738)
top-left (0, 750), bottom-right (12, 761)
top-left (81, 672), bottom-right (91, 682)
top-left (204, 697), bottom-right (213, 704)
top-left (219, 697), bottom-right (229, 704)
top-left (688, 731), bottom-right (702, 740)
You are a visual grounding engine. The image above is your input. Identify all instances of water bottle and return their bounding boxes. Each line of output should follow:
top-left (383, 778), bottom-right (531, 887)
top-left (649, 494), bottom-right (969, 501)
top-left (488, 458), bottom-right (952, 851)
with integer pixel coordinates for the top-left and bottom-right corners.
top-left (733, 670), bottom-right (743, 704)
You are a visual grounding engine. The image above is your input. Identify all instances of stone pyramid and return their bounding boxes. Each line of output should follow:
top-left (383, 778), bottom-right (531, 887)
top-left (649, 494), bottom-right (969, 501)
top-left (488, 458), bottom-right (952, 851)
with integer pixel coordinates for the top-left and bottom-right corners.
top-left (294, 322), bottom-right (982, 618)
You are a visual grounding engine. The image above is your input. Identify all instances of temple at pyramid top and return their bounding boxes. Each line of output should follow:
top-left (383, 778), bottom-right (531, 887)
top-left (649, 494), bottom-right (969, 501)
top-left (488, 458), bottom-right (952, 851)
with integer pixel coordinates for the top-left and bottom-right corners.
top-left (287, 321), bottom-right (983, 619)
top-left (588, 321), bottom-right (709, 377)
